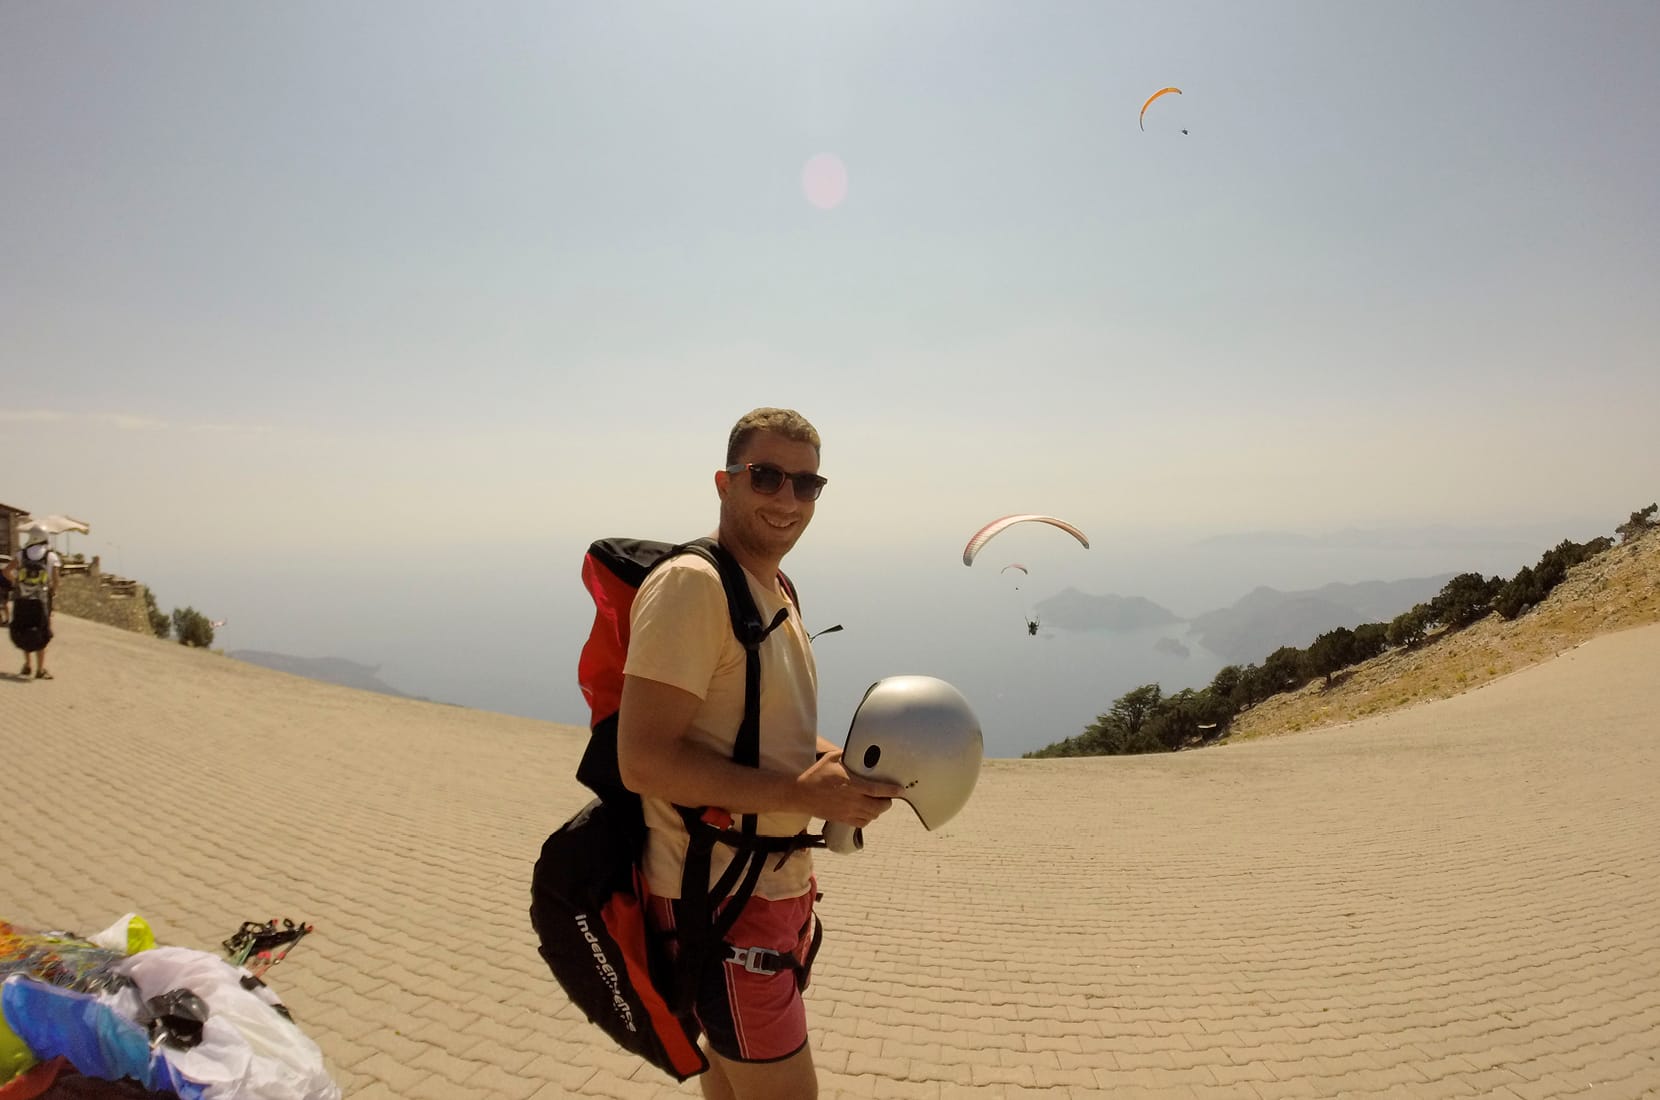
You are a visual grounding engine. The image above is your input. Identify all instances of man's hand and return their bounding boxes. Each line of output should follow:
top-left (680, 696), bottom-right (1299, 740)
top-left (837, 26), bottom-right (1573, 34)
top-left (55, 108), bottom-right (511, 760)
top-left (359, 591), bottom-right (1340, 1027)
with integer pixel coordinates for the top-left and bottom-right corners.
top-left (795, 750), bottom-right (906, 828)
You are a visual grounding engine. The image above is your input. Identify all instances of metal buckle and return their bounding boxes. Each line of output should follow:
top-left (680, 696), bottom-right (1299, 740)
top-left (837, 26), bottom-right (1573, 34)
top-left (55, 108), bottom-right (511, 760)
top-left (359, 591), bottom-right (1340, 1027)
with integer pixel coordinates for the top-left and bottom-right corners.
top-left (726, 945), bottom-right (782, 975)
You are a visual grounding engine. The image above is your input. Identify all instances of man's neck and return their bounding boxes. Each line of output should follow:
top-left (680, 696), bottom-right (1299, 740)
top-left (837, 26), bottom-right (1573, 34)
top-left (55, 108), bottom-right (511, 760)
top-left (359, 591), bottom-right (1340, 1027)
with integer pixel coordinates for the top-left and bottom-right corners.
top-left (716, 534), bottom-right (782, 591)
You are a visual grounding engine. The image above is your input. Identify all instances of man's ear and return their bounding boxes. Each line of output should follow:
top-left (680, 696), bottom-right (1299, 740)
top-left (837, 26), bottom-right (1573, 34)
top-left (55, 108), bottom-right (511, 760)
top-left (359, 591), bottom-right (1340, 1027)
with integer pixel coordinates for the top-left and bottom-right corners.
top-left (714, 468), bottom-right (730, 498)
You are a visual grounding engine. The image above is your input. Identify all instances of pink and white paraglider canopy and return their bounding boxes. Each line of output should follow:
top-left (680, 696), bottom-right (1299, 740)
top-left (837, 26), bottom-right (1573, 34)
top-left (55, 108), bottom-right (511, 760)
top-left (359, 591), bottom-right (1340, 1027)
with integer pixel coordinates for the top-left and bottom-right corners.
top-left (962, 515), bottom-right (1090, 567)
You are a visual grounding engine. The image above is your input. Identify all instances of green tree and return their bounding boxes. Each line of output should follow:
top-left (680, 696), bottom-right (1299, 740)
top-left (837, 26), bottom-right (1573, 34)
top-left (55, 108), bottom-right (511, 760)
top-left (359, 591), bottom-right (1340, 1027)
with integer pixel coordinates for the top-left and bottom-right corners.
top-left (143, 588), bottom-right (170, 640)
top-left (1616, 503), bottom-right (1657, 543)
top-left (1078, 684), bottom-right (1167, 755)
top-left (1231, 663), bottom-right (1264, 708)
top-left (1352, 622), bottom-right (1388, 663)
top-left (1107, 683), bottom-right (1163, 734)
top-left (1534, 537), bottom-right (1611, 589)
top-left (1430, 572), bottom-right (1502, 630)
top-left (1494, 565), bottom-right (1545, 620)
top-left (1496, 537), bottom-right (1613, 619)
top-left (1386, 606), bottom-right (1430, 648)
top-left (172, 606), bottom-right (215, 648)
top-left (1304, 627), bottom-right (1358, 687)
top-left (1209, 664), bottom-right (1243, 701)
top-left (1145, 687), bottom-right (1236, 748)
top-left (1258, 646), bottom-right (1307, 697)
top-left (1081, 718), bottom-right (1165, 755)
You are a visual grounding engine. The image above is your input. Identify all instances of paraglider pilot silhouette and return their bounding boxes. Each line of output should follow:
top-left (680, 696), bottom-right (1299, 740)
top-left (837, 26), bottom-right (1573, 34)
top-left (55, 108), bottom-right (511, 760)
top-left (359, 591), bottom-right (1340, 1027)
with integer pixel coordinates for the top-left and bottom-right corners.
top-left (964, 515), bottom-right (1090, 636)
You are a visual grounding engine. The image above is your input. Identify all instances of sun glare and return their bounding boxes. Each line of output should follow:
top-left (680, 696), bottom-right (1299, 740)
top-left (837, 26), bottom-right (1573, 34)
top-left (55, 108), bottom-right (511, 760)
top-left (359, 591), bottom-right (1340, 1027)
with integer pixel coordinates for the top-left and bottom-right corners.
top-left (801, 153), bottom-right (849, 210)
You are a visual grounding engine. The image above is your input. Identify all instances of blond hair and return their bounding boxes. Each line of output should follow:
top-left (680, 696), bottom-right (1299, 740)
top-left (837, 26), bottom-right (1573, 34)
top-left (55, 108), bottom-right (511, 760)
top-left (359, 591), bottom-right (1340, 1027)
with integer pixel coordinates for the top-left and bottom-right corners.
top-left (725, 407), bottom-right (821, 465)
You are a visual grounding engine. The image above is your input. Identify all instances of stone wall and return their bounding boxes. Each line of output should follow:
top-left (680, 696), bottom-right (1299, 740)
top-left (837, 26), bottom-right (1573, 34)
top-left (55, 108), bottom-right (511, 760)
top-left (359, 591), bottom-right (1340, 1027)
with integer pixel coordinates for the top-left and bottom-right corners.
top-left (52, 571), bottom-right (157, 637)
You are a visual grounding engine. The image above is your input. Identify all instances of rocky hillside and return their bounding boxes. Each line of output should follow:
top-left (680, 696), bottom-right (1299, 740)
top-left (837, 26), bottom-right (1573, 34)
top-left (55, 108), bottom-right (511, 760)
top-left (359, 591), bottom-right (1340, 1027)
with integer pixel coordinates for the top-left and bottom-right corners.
top-left (1226, 528), bottom-right (1660, 740)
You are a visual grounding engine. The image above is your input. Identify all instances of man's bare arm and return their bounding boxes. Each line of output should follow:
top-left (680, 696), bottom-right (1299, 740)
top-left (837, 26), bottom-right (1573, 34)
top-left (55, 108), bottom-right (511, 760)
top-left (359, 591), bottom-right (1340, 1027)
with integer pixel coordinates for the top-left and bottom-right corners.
top-left (617, 674), bottom-right (902, 827)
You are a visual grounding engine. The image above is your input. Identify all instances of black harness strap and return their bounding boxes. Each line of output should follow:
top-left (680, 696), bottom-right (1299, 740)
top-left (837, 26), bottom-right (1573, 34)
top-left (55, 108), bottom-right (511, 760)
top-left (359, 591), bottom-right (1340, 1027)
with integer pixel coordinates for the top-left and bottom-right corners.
top-left (667, 540), bottom-right (820, 1015)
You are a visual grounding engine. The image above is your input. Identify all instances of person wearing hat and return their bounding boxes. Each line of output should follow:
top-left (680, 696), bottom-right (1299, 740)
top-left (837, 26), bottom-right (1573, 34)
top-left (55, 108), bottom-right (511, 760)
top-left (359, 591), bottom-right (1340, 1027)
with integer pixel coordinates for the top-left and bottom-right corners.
top-left (5, 525), bottom-right (61, 679)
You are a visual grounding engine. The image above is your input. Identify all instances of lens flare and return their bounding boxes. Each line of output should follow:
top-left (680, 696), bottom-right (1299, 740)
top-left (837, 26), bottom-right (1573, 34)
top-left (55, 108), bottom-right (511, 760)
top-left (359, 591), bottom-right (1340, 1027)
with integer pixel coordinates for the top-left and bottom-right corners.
top-left (801, 153), bottom-right (849, 210)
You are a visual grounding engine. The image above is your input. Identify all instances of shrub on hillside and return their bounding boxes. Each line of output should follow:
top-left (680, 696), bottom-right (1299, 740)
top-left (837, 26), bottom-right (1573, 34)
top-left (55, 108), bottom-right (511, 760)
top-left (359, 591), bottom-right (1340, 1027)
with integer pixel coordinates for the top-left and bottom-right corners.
top-left (1230, 650), bottom-right (1306, 710)
top-left (1259, 645), bottom-right (1308, 695)
top-left (172, 607), bottom-right (215, 648)
top-left (1494, 565), bottom-right (1545, 620)
top-left (143, 589), bottom-right (171, 639)
top-left (1352, 622), bottom-right (1389, 663)
top-left (1146, 687), bottom-right (1235, 748)
top-left (1304, 627), bottom-right (1357, 686)
top-left (1430, 572), bottom-right (1504, 630)
top-left (1616, 503), bottom-right (1657, 543)
top-left (1386, 606), bottom-right (1430, 648)
top-left (1080, 684), bottom-right (1168, 755)
top-left (1496, 536), bottom-right (1614, 620)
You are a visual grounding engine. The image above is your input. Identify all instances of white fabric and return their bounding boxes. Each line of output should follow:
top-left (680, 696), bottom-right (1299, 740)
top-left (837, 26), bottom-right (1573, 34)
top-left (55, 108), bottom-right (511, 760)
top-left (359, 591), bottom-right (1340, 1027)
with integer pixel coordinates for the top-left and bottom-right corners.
top-left (21, 514), bottom-right (89, 536)
top-left (116, 947), bottom-right (341, 1100)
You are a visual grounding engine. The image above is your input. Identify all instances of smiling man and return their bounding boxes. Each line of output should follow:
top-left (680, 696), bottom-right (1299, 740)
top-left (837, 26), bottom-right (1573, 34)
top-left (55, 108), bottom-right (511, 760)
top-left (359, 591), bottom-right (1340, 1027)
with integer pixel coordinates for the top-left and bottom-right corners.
top-left (617, 407), bottom-right (902, 1100)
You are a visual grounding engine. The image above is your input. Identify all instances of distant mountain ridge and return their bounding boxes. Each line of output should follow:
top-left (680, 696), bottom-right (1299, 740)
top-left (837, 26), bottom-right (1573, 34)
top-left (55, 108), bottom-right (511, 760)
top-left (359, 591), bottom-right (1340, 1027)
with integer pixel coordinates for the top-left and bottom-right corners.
top-left (229, 650), bottom-right (417, 699)
top-left (1188, 575), bottom-right (1457, 663)
top-left (1033, 574), bottom-right (1457, 665)
top-left (1189, 524), bottom-right (1581, 553)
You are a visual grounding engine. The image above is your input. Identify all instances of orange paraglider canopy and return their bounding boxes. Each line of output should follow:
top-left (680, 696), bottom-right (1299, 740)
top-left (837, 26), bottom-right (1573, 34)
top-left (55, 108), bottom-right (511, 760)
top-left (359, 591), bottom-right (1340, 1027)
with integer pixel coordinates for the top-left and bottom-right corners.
top-left (1139, 86), bottom-right (1182, 131)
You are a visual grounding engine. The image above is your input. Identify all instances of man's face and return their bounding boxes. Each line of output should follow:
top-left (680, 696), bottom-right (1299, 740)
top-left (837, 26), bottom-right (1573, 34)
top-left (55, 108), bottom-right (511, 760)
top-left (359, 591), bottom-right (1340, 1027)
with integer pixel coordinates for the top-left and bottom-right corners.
top-left (717, 430), bottom-right (820, 562)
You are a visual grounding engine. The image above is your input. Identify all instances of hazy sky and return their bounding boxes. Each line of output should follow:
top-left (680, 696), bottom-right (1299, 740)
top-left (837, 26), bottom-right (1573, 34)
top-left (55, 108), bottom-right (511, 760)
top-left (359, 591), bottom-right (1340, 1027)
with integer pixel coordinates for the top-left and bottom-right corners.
top-left (4, 3), bottom-right (1656, 744)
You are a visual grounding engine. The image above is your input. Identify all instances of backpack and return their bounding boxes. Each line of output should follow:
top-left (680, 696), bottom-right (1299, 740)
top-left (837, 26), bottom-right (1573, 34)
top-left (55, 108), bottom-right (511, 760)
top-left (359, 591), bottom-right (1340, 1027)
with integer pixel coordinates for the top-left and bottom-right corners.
top-left (16, 549), bottom-right (53, 603)
top-left (529, 537), bottom-right (824, 1081)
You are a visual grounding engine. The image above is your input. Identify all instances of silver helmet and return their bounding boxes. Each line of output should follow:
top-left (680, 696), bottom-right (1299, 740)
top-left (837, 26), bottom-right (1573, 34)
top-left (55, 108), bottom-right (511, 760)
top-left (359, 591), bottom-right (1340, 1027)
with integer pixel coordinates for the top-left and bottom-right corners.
top-left (842, 675), bottom-right (983, 830)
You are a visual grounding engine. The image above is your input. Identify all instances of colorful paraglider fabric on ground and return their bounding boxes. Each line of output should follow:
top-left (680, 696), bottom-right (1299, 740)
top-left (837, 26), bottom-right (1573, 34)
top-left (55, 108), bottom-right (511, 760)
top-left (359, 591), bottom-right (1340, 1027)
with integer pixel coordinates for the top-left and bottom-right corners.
top-left (962, 515), bottom-right (1089, 567)
top-left (1140, 86), bottom-right (1182, 131)
top-left (0, 1007), bottom-right (36, 1086)
top-left (0, 919), bottom-right (341, 1099)
top-left (0, 920), bottom-right (130, 994)
top-left (88, 913), bottom-right (158, 956)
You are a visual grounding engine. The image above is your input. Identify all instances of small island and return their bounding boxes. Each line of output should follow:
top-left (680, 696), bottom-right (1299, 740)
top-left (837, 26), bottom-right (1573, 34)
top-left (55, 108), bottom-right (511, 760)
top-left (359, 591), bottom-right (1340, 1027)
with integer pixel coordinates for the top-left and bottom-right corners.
top-left (1032, 587), bottom-right (1183, 631)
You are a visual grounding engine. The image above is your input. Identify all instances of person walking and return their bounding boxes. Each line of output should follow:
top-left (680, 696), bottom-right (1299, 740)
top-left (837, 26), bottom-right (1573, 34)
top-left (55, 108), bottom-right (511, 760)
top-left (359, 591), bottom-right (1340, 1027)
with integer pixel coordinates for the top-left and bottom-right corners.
top-left (6, 524), bottom-right (60, 679)
top-left (616, 407), bottom-right (902, 1100)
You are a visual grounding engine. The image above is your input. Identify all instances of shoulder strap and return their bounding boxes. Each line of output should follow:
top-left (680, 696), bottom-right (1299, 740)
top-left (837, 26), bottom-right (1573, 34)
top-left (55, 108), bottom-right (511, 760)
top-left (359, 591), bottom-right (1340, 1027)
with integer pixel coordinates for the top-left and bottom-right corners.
top-left (669, 538), bottom-right (803, 1013)
top-left (691, 539), bottom-right (789, 765)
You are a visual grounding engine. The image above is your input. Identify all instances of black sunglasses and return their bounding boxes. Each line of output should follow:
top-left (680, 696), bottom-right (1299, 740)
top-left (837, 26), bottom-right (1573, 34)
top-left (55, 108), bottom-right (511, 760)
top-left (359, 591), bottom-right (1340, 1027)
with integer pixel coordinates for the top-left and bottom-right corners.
top-left (725, 462), bottom-right (828, 502)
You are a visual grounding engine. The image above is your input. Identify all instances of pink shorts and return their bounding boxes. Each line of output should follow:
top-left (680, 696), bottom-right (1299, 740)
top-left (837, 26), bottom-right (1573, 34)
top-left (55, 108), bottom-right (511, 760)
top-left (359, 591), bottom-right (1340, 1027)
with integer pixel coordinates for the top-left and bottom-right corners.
top-left (648, 880), bottom-right (820, 1064)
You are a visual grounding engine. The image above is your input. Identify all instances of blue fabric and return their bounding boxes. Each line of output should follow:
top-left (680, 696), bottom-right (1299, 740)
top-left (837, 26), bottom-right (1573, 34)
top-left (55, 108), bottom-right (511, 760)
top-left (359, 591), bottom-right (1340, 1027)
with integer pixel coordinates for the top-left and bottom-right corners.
top-left (0, 977), bottom-right (203, 1099)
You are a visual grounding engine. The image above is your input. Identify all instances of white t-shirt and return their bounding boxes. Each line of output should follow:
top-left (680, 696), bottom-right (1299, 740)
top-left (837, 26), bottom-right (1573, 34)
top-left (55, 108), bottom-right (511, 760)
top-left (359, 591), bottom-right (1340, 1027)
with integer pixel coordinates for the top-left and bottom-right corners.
top-left (624, 553), bottom-right (818, 901)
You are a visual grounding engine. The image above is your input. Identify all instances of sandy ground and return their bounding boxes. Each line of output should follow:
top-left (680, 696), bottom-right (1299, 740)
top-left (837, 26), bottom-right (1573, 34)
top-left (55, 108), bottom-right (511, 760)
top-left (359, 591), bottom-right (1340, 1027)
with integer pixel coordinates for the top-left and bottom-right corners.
top-left (3, 615), bottom-right (1657, 1099)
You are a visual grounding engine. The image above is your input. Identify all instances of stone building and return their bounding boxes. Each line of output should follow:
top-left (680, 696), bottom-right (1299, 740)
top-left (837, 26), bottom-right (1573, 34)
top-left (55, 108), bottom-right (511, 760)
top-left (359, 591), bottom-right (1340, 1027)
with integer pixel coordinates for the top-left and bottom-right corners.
top-left (0, 501), bottom-right (29, 560)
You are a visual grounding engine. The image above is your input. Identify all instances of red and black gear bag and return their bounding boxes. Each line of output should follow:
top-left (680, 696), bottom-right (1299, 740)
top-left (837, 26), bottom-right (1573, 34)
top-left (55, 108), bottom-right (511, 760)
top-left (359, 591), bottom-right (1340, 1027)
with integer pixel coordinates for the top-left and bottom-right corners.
top-left (530, 796), bottom-right (708, 1080)
top-left (530, 537), bottom-right (812, 1082)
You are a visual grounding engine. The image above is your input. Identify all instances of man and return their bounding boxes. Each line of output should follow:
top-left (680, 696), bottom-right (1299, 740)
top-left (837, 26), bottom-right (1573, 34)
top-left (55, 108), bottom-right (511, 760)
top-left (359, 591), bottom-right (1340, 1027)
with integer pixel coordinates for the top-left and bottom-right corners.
top-left (6, 525), bottom-right (60, 679)
top-left (617, 407), bottom-right (902, 1100)
top-left (0, 553), bottom-right (11, 627)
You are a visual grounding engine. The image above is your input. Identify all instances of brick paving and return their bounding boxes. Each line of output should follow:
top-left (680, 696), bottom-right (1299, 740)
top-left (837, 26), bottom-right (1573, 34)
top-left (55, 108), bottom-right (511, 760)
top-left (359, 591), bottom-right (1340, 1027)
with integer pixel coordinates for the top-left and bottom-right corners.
top-left (3, 616), bottom-right (1657, 1098)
